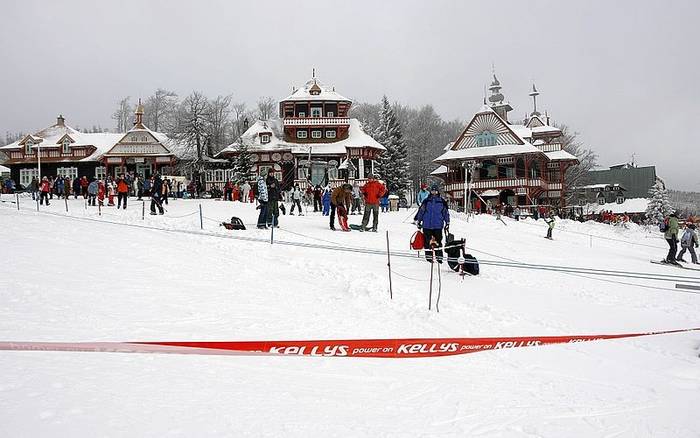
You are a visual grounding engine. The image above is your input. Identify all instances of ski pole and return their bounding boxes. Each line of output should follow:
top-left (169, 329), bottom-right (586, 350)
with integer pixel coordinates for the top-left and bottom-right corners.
top-left (386, 230), bottom-right (393, 300)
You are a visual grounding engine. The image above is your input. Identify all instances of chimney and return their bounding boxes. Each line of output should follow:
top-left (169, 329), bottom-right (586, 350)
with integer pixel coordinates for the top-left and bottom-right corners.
top-left (57, 114), bottom-right (65, 127)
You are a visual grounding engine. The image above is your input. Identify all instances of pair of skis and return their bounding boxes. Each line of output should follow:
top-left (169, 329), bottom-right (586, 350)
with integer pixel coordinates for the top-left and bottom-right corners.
top-left (651, 260), bottom-right (700, 271)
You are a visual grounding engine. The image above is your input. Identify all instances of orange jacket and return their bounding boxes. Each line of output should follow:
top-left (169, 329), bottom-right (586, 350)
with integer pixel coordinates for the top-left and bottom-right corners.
top-left (361, 180), bottom-right (386, 205)
top-left (117, 179), bottom-right (129, 193)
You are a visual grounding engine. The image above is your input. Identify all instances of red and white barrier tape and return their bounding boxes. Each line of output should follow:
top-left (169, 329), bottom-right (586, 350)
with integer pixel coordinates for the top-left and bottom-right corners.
top-left (1, 328), bottom-right (698, 358)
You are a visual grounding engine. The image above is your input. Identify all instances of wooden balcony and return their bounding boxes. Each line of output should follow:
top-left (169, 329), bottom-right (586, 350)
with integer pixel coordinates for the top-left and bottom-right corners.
top-left (471, 178), bottom-right (547, 190)
top-left (283, 117), bottom-right (350, 127)
top-left (536, 143), bottom-right (562, 152)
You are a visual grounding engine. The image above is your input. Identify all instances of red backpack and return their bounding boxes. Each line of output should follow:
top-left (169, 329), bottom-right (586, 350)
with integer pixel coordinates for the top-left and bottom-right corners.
top-left (410, 230), bottom-right (425, 250)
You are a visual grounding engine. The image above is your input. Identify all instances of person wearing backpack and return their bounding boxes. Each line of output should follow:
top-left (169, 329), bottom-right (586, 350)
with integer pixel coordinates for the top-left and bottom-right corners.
top-left (414, 184), bottom-right (450, 264)
top-left (676, 223), bottom-right (698, 264)
top-left (664, 212), bottom-right (680, 265)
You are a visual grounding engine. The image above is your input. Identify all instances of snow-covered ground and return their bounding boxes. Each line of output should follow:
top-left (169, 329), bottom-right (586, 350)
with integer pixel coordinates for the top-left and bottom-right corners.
top-left (1, 194), bottom-right (699, 437)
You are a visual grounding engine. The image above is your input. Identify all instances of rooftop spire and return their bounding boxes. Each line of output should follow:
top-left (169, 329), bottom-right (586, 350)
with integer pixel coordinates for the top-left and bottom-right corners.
top-left (134, 98), bottom-right (145, 128)
top-left (529, 83), bottom-right (541, 116)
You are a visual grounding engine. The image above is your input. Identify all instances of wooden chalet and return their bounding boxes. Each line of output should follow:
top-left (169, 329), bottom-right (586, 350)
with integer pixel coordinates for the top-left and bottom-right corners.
top-left (432, 79), bottom-right (579, 209)
top-left (215, 74), bottom-right (385, 190)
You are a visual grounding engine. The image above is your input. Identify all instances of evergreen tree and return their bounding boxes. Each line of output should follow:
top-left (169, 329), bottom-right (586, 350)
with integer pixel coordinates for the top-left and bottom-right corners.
top-left (232, 141), bottom-right (255, 183)
top-left (375, 96), bottom-right (410, 197)
top-left (645, 181), bottom-right (674, 223)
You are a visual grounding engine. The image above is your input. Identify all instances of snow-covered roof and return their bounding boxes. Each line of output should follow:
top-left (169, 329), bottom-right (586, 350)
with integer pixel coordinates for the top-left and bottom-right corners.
top-left (586, 198), bottom-right (648, 214)
top-left (545, 150), bottom-right (578, 161)
top-left (218, 118), bottom-right (384, 157)
top-left (434, 144), bottom-right (544, 162)
top-left (430, 165), bottom-right (447, 175)
top-left (282, 78), bottom-right (351, 103)
top-left (576, 183), bottom-right (626, 191)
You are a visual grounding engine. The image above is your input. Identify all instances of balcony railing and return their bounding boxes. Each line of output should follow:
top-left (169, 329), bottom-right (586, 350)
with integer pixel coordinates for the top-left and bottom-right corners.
top-left (471, 178), bottom-right (547, 190)
top-left (536, 143), bottom-right (562, 152)
top-left (283, 117), bottom-right (350, 126)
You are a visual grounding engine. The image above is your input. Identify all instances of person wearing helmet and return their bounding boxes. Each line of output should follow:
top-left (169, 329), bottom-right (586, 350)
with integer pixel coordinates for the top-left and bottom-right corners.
top-left (414, 183), bottom-right (450, 263)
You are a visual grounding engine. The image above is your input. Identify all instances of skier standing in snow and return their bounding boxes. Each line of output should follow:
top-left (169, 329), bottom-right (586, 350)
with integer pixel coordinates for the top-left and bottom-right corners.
top-left (544, 212), bottom-right (556, 239)
top-left (676, 223), bottom-right (698, 264)
top-left (351, 183), bottom-right (362, 215)
top-left (416, 183), bottom-right (429, 206)
top-left (321, 186), bottom-right (331, 216)
top-left (149, 174), bottom-right (164, 215)
top-left (116, 174), bottom-right (129, 209)
top-left (241, 180), bottom-right (251, 203)
top-left (87, 178), bottom-right (98, 206)
top-left (256, 174), bottom-right (269, 229)
top-left (664, 212), bottom-right (680, 264)
top-left (414, 184), bottom-right (450, 263)
top-left (360, 174), bottom-right (386, 232)
top-left (290, 184), bottom-right (304, 216)
top-left (265, 169), bottom-right (280, 227)
top-left (38, 177), bottom-right (50, 206)
top-left (330, 183), bottom-right (353, 231)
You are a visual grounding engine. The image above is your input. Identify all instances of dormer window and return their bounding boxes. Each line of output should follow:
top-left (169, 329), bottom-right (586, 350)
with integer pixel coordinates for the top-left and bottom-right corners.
top-left (25, 140), bottom-right (33, 154)
top-left (260, 134), bottom-right (271, 144)
top-left (62, 139), bottom-right (71, 154)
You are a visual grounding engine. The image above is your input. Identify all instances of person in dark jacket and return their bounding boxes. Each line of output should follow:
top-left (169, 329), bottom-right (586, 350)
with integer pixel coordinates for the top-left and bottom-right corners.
top-left (265, 169), bottom-right (280, 227)
top-left (150, 174), bottom-right (164, 215)
top-left (313, 185), bottom-right (323, 212)
top-left (414, 183), bottom-right (450, 263)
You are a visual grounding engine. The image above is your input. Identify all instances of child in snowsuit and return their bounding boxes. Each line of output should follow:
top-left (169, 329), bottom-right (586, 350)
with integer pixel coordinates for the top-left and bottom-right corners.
top-left (322, 187), bottom-right (331, 216)
top-left (676, 224), bottom-right (699, 264)
top-left (380, 194), bottom-right (389, 213)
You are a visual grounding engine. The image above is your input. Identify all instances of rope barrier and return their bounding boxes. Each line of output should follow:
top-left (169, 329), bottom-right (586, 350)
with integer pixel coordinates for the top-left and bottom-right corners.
top-left (2, 199), bottom-right (698, 289)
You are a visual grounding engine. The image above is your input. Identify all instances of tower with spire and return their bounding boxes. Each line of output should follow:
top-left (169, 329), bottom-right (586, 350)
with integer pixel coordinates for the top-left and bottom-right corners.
top-left (529, 84), bottom-right (540, 117)
top-left (487, 74), bottom-right (513, 122)
top-left (134, 99), bottom-right (145, 129)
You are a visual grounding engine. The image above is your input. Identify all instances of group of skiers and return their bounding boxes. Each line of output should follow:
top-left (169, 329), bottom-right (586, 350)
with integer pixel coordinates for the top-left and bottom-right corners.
top-left (662, 212), bottom-right (699, 265)
top-left (252, 171), bottom-right (389, 232)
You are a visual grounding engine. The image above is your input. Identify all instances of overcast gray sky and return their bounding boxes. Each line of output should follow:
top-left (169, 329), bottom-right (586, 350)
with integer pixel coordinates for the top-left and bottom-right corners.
top-left (2, 0), bottom-right (698, 190)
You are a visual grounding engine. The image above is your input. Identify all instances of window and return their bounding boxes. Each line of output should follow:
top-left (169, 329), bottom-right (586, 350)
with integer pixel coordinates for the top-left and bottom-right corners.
top-left (260, 134), bottom-right (270, 144)
top-left (25, 140), bottom-right (33, 155)
top-left (325, 130), bottom-right (336, 139)
top-left (62, 139), bottom-right (71, 154)
top-left (57, 167), bottom-right (78, 179)
top-left (296, 130), bottom-right (308, 139)
top-left (298, 166), bottom-right (308, 180)
top-left (597, 195), bottom-right (606, 205)
top-left (328, 164), bottom-right (338, 180)
top-left (475, 131), bottom-right (498, 147)
top-left (311, 130), bottom-right (322, 139)
top-left (141, 136), bottom-right (148, 142)
top-left (326, 111), bottom-right (334, 117)
top-left (616, 195), bottom-right (625, 204)
top-left (19, 168), bottom-right (39, 187)
top-left (95, 166), bottom-right (106, 180)
top-left (298, 112), bottom-right (306, 118)
top-left (311, 107), bottom-right (322, 117)
top-left (215, 170), bottom-right (224, 182)
top-left (131, 135), bottom-right (138, 142)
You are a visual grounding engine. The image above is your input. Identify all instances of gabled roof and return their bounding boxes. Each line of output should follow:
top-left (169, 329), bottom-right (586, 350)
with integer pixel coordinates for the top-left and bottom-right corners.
top-left (217, 118), bottom-right (384, 157)
top-left (282, 78), bottom-right (351, 103)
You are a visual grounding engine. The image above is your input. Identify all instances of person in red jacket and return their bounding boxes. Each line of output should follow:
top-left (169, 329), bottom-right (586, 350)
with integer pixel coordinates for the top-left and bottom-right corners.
top-left (80, 176), bottom-right (89, 199)
top-left (360, 174), bottom-right (387, 232)
top-left (116, 174), bottom-right (129, 209)
top-left (97, 180), bottom-right (105, 207)
top-left (39, 177), bottom-right (51, 206)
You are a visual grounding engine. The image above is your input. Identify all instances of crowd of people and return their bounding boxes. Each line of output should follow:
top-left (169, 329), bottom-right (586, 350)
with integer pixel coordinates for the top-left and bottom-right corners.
top-left (250, 171), bottom-right (389, 232)
top-left (661, 212), bottom-right (699, 266)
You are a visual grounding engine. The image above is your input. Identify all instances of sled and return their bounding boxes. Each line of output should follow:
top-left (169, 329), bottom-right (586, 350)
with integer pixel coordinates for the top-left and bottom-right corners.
top-left (221, 216), bottom-right (246, 230)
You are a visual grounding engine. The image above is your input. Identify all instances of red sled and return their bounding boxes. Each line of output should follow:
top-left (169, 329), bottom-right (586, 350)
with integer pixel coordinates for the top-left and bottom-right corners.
top-left (410, 230), bottom-right (425, 250)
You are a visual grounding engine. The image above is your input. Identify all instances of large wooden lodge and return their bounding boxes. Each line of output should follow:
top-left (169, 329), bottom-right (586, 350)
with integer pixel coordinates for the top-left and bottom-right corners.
top-left (432, 77), bottom-right (579, 209)
top-left (212, 75), bottom-right (385, 190)
top-left (0, 103), bottom-right (178, 187)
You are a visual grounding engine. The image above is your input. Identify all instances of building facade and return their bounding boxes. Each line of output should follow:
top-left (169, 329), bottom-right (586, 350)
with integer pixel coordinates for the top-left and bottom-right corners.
top-left (584, 163), bottom-right (657, 199)
top-left (432, 78), bottom-right (579, 209)
top-left (214, 75), bottom-right (384, 190)
top-left (0, 105), bottom-right (179, 187)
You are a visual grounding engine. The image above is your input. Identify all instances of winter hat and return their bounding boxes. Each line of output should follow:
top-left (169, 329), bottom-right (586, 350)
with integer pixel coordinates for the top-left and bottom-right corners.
top-left (429, 183), bottom-right (440, 192)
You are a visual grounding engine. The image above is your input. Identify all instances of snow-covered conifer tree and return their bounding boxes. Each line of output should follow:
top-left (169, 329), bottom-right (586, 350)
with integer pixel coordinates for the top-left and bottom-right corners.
top-left (645, 181), bottom-right (674, 223)
top-left (233, 141), bottom-right (255, 183)
top-left (375, 96), bottom-right (410, 197)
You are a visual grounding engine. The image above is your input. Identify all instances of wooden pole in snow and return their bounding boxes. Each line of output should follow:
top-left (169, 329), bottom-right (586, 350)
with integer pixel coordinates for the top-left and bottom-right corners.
top-left (386, 231), bottom-right (393, 300)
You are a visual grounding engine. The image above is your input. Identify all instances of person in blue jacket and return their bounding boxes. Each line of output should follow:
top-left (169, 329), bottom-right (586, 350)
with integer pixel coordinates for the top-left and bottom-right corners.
top-left (414, 183), bottom-right (450, 263)
top-left (321, 186), bottom-right (331, 216)
top-left (416, 183), bottom-right (429, 206)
